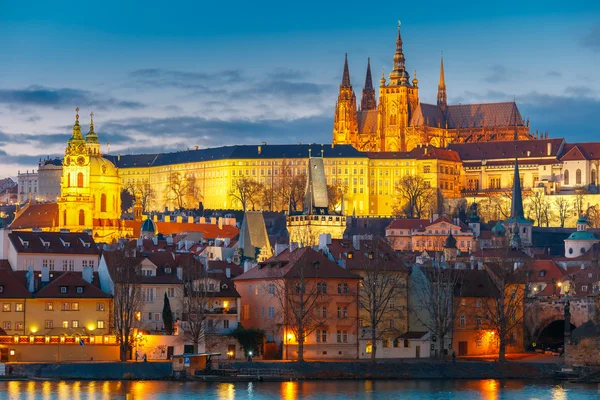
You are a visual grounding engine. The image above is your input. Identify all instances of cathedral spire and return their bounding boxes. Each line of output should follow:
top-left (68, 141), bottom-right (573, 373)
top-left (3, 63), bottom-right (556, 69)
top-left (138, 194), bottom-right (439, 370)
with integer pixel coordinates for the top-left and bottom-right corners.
top-left (437, 54), bottom-right (447, 110)
top-left (360, 57), bottom-right (376, 110)
top-left (510, 147), bottom-right (524, 220)
top-left (71, 107), bottom-right (82, 140)
top-left (341, 53), bottom-right (351, 88)
top-left (86, 111), bottom-right (99, 144)
top-left (389, 21), bottom-right (409, 86)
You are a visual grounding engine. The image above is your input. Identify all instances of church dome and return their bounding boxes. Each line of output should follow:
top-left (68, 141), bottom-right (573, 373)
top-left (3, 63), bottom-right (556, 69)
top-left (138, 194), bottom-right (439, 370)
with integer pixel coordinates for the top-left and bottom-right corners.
top-left (89, 156), bottom-right (118, 179)
top-left (141, 218), bottom-right (157, 237)
top-left (567, 231), bottom-right (597, 241)
top-left (444, 232), bottom-right (457, 249)
top-left (492, 220), bottom-right (506, 236)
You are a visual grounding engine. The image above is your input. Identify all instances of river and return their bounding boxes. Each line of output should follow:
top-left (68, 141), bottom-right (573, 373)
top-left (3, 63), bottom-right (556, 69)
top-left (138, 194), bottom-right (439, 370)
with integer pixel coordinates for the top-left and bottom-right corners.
top-left (0, 379), bottom-right (598, 399)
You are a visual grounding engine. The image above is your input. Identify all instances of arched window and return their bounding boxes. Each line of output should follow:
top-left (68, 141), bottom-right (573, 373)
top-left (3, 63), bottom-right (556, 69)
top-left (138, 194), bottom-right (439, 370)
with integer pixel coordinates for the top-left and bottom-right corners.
top-left (67, 174), bottom-right (71, 188)
top-left (63, 210), bottom-right (67, 226)
top-left (576, 169), bottom-right (582, 185)
top-left (564, 170), bottom-right (569, 185)
top-left (79, 210), bottom-right (85, 226)
top-left (100, 194), bottom-right (107, 213)
top-left (592, 169), bottom-right (597, 186)
top-left (77, 172), bottom-right (84, 188)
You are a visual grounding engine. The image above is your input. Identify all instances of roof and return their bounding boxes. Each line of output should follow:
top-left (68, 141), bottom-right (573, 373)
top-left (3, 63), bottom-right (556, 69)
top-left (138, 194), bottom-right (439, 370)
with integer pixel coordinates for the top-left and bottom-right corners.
top-left (357, 110), bottom-right (378, 134)
top-left (446, 102), bottom-right (524, 128)
top-left (560, 143), bottom-right (600, 161)
top-left (457, 269), bottom-right (501, 298)
top-left (527, 260), bottom-right (566, 282)
top-left (448, 139), bottom-right (564, 161)
top-left (0, 268), bottom-right (32, 298)
top-left (33, 272), bottom-right (110, 298)
top-left (238, 212), bottom-right (271, 259)
top-left (235, 247), bottom-right (360, 281)
top-left (9, 203), bottom-right (59, 230)
top-left (8, 231), bottom-right (99, 254)
top-left (566, 231), bottom-right (598, 241)
top-left (410, 103), bottom-right (445, 127)
top-left (327, 237), bottom-right (408, 272)
top-left (141, 218), bottom-right (157, 234)
top-left (104, 144), bottom-right (366, 169)
top-left (366, 146), bottom-right (461, 162)
top-left (386, 219), bottom-right (429, 231)
top-left (124, 220), bottom-right (239, 239)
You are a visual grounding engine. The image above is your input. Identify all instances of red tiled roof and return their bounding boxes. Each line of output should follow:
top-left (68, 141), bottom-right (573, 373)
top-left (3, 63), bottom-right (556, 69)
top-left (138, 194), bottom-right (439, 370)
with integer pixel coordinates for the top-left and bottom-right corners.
top-left (527, 260), bottom-right (566, 282)
top-left (448, 139), bottom-right (564, 161)
top-left (124, 220), bottom-right (239, 239)
top-left (327, 237), bottom-right (408, 272)
top-left (235, 247), bottom-right (360, 281)
top-left (9, 232), bottom-right (99, 255)
top-left (0, 268), bottom-right (32, 298)
top-left (34, 272), bottom-right (110, 298)
top-left (386, 219), bottom-right (429, 231)
top-left (10, 203), bottom-right (59, 230)
top-left (560, 143), bottom-right (600, 161)
top-left (358, 109), bottom-right (378, 133)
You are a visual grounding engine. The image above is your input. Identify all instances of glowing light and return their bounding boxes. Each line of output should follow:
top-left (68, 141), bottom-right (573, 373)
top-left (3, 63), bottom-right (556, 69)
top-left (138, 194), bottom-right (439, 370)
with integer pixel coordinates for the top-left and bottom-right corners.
top-left (248, 351), bottom-right (253, 356)
top-left (287, 333), bottom-right (294, 341)
top-left (223, 301), bottom-right (229, 309)
top-left (9, 349), bottom-right (14, 356)
top-left (87, 325), bottom-right (95, 331)
top-left (490, 331), bottom-right (495, 335)
top-left (30, 327), bottom-right (38, 334)
top-left (557, 282), bottom-right (562, 287)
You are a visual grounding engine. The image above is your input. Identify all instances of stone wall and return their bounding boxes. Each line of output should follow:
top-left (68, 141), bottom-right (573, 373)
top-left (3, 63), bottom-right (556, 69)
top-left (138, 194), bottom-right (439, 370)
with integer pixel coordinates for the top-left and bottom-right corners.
top-left (567, 337), bottom-right (600, 366)
top-left (10, 361), bottom-right (172, 380)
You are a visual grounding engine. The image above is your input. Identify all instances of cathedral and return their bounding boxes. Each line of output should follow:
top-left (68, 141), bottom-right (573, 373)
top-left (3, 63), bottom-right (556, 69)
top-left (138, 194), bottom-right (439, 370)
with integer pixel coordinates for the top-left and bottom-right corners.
top-left (332, 24), bottom-right (534, 152)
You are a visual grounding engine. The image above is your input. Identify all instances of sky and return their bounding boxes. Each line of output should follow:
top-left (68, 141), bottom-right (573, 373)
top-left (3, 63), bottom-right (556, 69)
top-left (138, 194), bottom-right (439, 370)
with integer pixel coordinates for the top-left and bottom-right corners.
top-left (0, 0), bottom-right (599, 177)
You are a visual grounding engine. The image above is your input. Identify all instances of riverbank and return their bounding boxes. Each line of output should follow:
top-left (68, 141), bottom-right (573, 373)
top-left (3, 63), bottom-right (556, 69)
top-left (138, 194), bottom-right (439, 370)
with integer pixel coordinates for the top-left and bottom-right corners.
top-left (6, 359), bottom-right (563, 381)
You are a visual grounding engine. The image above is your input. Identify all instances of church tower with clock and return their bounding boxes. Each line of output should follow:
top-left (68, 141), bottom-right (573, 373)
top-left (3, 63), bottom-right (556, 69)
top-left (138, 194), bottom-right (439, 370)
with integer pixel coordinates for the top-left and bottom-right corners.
top-left (58, 109), bottom-right (126, 242)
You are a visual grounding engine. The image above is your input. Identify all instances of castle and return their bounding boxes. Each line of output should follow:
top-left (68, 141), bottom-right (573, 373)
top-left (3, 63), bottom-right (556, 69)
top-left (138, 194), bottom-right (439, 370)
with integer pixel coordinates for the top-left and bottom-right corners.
top-left (332, 23), bottom-right (533, 152)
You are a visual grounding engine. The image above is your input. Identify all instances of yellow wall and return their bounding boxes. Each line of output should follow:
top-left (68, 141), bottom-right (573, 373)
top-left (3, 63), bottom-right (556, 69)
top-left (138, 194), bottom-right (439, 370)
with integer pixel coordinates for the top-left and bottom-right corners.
top-left (25, 298), bottom-right (111, 336)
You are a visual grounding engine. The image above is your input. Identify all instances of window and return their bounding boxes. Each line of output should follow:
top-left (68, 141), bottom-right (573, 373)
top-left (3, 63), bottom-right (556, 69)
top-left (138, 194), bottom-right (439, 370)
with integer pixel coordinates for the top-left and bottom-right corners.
top-left (460, 315), bottom-right (466, 326)
top-left (62, 302), bottom-right (70, 311)
top-left (316, 329), bottom-right (327, 343)
top-left (337, 306), bottom-right (348, 319)
top-left (317, 282), bottom-right (328, 294)
top-left (476, 337), bottom-right (482, 348)
top-left (261, 307), bottom-right (265, 318)
top-left (15, 322), bottom-right (23, 330)
top-left (154, 313), bottom-right (161, 322)
top-left (77, 172), bottom-right (84, 188)
top-left (461, 298), bottom-right (466, 306)
top-left (576, 169), bottom-right (582, 185)
top-left (224, 319), bottom-right (230, 329)
top-left (71, 302), bottom-right (79, 311)
top-left (76, 287), bottom-right (83, 294)
top-left (476, 316), bottom-right (482, 327)
top-left (62, 321), bottom-right (69, 328)
top-left (268, 307), bottom-right (275, 319)
top-left (15, 303), bottom-right (23, 312)
top-left (2, 304), bottom-right (10, 312)
top-left (96, 302), bottom-right (105, 311)
top-left (564, 169), bottom-right (569, 185)
top-left (476, 299), bottom-right (482, 308)
top-left (97, 320), bottom-right (105, 329)
top-left (143, 288), bottom-right (155, 302)
top-left (423, 165), bottom-right (431, 173)
top-left (72, 320), bottom-right (79, 328)
top-left (100, 193), bottom-right (107, 212)
top-left (79, 209), bottom-right (85, 226)
top-left (3, 321), bottom-right (10, 330)
top-left (207, 320), bottom-right (214, 329)
top-left (242, 305), bottom-right (250, 320)
top-left (383, 339), bottom-right (391, 348)
top-left (337, 330), bottom-right (348, 343)
top-left (45, 320), bottom-right (53, 329)
top-left (248, 285), bottom-right (252, 295)
top-left (268, 283), bottom-right (275, 295)
top-left (582, 285), bottom-right (588, 292)
top-left (167, 288), bottom-right (175, 298)
top-left (318, 306), bottom-right (327, 319)
top-left (338, 283), bottom-right (349, 294)
top-left (45, 302), bottom-right (54, 311)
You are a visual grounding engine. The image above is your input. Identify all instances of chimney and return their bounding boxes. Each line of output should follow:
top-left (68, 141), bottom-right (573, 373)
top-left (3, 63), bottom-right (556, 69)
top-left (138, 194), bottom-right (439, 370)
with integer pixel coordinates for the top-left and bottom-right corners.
top-left (176, 267), bottom-right (183, 280)
top-left (152, 236), bottom-right (158, 246)
top-left (244, 259), bottom-right (253, 273)
top-left (547, 142), bottom-right (552, 156)
top-left (210, 217), bottom-right (217, 225)
top-left (274, 243), bottom-right (288, 257)
top-left (200, 217), bottom-right (206, 224)
top-left (27, 265), bottom-right (35, 292)
top-left (176, 216), bottom-right (183, 223)
top-left (164, 215), bottom-right (171, 223)
top-left (188, 216), bottom-right (194, 224)
top-left (352, 235), bottom-right (360, 251)
top-left (118, 154), bottom-right (121, 161)
top-left (226, 268), bottom-right (231, 278)
top-left (218, 217), bottom-right (223, 230)
top-left (258, 145), bottom-right (262, 155)
top-left (82, 265), bottom-right (93, 284)
top-left (289, 242), bottom-right (299, 252)
top-left (166, 235), bottom-right (174, 246)
top-left (41, 265), bottom-right (50, 283)
top-left (136, 237), bottom-right (143, 248)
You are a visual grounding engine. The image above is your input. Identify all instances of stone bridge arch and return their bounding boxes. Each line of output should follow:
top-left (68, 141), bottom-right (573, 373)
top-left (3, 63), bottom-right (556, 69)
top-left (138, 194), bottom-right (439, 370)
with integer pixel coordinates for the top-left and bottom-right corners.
top-left (525, 298), bottom-right (591, 347)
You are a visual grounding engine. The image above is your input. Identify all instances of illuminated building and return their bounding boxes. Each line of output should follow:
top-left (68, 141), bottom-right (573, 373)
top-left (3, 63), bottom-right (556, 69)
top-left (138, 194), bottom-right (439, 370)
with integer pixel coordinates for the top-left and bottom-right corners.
top-left (333, 23), bottom-right (532, 152)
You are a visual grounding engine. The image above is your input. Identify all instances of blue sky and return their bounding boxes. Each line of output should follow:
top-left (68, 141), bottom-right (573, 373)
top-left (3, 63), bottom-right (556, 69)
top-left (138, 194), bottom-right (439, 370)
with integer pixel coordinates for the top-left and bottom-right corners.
top-left (0, 0), bottom-right (599, 176)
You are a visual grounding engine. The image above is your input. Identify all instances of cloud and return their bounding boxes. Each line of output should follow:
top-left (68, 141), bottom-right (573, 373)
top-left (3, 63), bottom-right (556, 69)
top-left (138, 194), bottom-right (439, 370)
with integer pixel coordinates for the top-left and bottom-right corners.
top-left (564, 86), bottom-right (595, 97)
top-left (128, 68), bottom-right (243, 89)
top-left (547, 71), bottom-right (562, 78)
top-left (581, 25), bottom-right (600, 52)
top-left (267, 68), bottom-right (310, 81)
top-left (0, 86), bottom-right (145, 110)
top-left (483, 65), bottom-right (510, 83)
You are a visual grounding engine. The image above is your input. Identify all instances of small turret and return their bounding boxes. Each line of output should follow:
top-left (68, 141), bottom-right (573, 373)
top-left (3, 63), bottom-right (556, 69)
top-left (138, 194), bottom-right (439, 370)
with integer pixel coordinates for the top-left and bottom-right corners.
top-left (85, 111), bottom-right (101, 155)
top-left (437, 55), bottom-right (447, 110)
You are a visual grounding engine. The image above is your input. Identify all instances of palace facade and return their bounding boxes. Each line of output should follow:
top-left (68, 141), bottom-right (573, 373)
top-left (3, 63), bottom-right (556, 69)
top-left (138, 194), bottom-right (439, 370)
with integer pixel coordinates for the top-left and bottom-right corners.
top-left (332, 24), bottom-right (533, 152)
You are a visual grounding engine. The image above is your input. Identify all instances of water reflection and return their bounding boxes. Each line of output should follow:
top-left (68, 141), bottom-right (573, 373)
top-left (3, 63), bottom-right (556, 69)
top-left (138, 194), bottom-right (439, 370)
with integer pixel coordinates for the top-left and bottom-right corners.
top-left (0, 379), bottom-right (598, 399)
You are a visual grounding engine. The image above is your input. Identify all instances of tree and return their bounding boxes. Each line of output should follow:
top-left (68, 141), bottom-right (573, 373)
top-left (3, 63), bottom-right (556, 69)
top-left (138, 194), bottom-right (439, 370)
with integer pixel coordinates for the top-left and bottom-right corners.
top-left (527, 190), bottom-right (550, 227)
top-left (270, 248), bottom-right (332, 362)
top-left (409, 262), bottom-right (463, 359)
top-left (124, 181), bottom-right (156, 213)
top-left (105, 245), bottom-right (143, 361)
top-left (120, 189), bottom-right (134, 212)
top-left (554, 197), bottom-right (571, 228)
top-left (481, 247), bottom-right (529, 362)
top-left (327, 182), bottom-right (348, 214)
top-left (230, 324), bottom-right (265, 357)
top-left (574, 186), bottom-right (589, 216)
top-left (393, 175), bottom-right (433, 218)
top-left (162, 292), bottom-right (174, 335)
top-left (180, 256), bottom-right (212, 353)
top-left (229, 176), bottom-right (264, 211)
top-left (477, 192), bottom-right (511, 223)
top-left (184, 175), bottom-right (202, 209)
top-left (357, 237), bottom-right (408, 361)
top-left (166, 172), bottom-right (202, 210)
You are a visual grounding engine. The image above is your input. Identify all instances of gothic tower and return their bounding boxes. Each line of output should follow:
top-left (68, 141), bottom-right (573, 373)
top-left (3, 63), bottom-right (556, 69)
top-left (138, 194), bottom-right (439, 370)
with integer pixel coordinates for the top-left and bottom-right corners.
top-left (360, 58), bottom-right (376, 111)
top-left (377, 23), bottom-right (420, 151)
top-left (85, 111), bottom-right (101, 156)
top-left (437, 56), bottom-right (447, 111)
top-left (332, 54), bottom-right (358, 146)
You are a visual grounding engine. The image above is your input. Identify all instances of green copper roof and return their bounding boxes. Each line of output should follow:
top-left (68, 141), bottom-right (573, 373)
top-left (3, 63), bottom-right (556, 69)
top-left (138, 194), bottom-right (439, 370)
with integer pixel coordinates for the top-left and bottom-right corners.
top-left (567, 231), bottom-right (598, 241)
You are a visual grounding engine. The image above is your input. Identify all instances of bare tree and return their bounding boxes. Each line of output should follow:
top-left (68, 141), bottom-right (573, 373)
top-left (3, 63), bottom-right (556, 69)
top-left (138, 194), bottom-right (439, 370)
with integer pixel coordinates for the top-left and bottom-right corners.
top-left (356, 237), bottom-right (408, 361)
top-left (270, 248), bottom-right (332, 362)
top-left (393, 175), bottom-right (433, 218)
top-left (184, 175), bottom-right (202, 209)
top-left (105, 246), bottom-right (143, 361)
top-left (327, 182), bottom-right (348, 214)
top-left (275, 162), bottom-right (306, 212)
top-left (166, 172), bottom-right (201, 210)
top-left (409, 262), bottom-right (463, 359)
top-left (481, 248), bottom-right (529, 362)
top-left (527, 190), bottom-right (550, 227)
top-left (478, 192), bottom-right (511, 222)
top-left (229, 176), bottom-right (264, 211)
top-left (125, 181), bottom-right (156, 213)
top-left (574, 186), bottom-right (589, 216)
top-left (554, 197), bottom-right (571, 228)
top-left (180, 256), bottom-right (213, 353)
